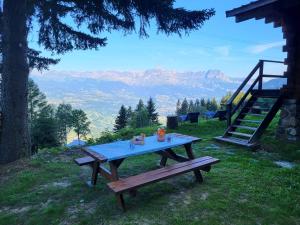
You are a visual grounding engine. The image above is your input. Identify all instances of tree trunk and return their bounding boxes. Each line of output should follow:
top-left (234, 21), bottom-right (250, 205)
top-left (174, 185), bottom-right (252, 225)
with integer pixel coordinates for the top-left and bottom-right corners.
top-left (0, 0), bottom-right (30, 164)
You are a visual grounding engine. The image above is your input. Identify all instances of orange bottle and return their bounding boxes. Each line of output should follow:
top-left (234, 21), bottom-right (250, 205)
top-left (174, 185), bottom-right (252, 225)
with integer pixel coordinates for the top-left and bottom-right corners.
top-left (157, 127), bottom-right (166, 142)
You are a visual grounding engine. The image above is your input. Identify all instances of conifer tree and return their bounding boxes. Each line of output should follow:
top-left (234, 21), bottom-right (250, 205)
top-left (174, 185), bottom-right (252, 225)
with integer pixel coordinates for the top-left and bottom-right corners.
top-left (114, 105), bottom-right (127, 132)
top-left (71, 109), bottom-right (91, 142)
top-left (181, 98), bottom-right (189, 115)
top-left (195, 99), bottom-right (201, 112)
top-left (126, 106), bottom-right (134, 125)
top-left (176, 99), bottom-right (181, 115)
top-left (206, 99), bottom-right (211, 111)
top-left (210, 97), bottom-right (219, 111)
top-left (136, 99), bottom-right (145, 112)
top-left (56, 103), bottom-right (73, 144)
top-left (0, 0), bottom-right (214, 163)
top-left (131, 99), bottom-right (151, 128)
top-left (133, 108), bottom-right (150, 128)
top-left (28, 79), bottom-right (47, 125)
top-left (28, 79), bottom-right (59, 150)
top-left (147, 97), bottom-right (158, 124)
top-left (31, 105), bottom-right (59, 149)
top-left (188, 100), bottom-right (194, 113)
top-left (200, 98), bottom-right (206, 108)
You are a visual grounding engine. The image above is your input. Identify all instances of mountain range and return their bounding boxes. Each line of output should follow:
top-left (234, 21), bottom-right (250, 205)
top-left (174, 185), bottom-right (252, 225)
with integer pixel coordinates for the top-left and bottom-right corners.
top-left (31, 69), bottom-right (285, 136)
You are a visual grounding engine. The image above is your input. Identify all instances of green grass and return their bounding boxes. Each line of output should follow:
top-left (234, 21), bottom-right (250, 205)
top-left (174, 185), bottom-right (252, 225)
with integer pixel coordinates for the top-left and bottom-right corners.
top-left (0, 119), bottom-right (300, 225)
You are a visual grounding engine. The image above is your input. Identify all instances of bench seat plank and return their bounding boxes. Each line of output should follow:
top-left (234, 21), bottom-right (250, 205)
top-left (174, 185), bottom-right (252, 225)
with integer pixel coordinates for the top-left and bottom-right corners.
top-left (107, 156), bottom-right (220, 193)
top-left (74, 156), bottom-right (95, 166)
top-left (115, 156), bottom-right (212, 181)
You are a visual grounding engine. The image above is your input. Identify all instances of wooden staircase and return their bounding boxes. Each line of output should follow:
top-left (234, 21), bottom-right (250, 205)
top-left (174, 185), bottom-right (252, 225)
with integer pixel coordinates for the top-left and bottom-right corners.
top-left (215, 60), bottom-right (286, 148)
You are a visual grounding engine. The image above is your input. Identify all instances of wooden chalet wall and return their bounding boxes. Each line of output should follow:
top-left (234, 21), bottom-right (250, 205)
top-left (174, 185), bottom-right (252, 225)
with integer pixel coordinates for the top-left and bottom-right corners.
top-left (226, 0), bottom-right (300, 99)
top-left (282, 6), bottom-right (300, 98)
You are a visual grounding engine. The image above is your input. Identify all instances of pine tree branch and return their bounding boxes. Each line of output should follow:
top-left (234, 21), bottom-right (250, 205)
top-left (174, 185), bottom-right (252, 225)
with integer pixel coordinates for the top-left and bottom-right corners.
top-left (27, 48), bottom-right (60, 71)
top-left (31, 0), bottom-right (214, 53)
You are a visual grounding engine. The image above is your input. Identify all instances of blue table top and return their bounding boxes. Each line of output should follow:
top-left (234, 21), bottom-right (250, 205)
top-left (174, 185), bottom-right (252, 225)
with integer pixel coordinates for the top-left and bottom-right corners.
top-left (84, 133), bottom-right (200, 162)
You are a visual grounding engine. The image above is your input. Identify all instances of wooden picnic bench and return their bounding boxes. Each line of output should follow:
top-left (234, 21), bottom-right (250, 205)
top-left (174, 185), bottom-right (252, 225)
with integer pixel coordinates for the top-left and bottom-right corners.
top-left (74, 133), bottom-right (220, 211)
top-left (74, 156), bottom-right (95, 166)
top-left (107, 156), bottom-right (219, 211)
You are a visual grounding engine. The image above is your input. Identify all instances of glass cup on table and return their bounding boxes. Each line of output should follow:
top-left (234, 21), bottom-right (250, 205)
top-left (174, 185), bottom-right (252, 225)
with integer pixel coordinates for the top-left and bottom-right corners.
top-left (167, 134), bottom-right (172, 143)
top-left (129, 140), bottom-right (135, 150)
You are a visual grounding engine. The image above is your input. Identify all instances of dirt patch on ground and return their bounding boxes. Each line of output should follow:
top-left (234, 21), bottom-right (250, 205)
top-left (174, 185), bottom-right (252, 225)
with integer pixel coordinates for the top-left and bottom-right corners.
top-left (34, 148), bottom-right (83, 163)
top-left (53, 149), bottom-right (83, 163)
top-left (274, 160), bottom-right (295, 169)
top-left (40, 199), bottom-right (54, 209)
top-left (238, 193), bottom-right (249, 203)
top-left (57, 200), bottom-right (98, 225)
top-left (38, 179), bottom-right (72, 190)
top-left (238, 198), bottom-right (248, 203)
top-left (0, 206), bottom-right (31, 214)
top-left (69, 201), bottom-right (97, 215)
top-left (52, 180), bottom-right (72, 188)
top-left (200, 192), bottom-right (209, 200)
top-left (168, 190), bottom-right (192, 209)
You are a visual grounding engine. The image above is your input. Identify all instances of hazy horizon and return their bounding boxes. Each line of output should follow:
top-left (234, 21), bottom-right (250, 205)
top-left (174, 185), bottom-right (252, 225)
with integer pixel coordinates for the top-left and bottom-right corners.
top-left (31, 68), bottom-right (286, 137)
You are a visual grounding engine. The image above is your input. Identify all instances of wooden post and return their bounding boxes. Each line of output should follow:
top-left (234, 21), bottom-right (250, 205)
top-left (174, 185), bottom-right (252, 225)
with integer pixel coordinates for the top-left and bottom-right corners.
top-left (226, 104), bottom-right (232, 127)
top-left (167, 116), bottom-right (178, 129)
top-left (258, 60), bottom-right (263, 90)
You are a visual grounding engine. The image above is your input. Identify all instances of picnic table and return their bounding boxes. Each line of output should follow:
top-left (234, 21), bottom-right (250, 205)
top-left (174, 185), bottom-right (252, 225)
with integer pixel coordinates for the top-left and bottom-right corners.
top-left (75, 133), bottom-right (220, 211)
top-left (82, 133), bottom-right (200, 183)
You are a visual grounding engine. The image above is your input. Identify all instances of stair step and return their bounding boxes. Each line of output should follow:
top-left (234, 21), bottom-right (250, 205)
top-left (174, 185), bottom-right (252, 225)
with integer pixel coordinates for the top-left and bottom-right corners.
top-left (245, 107), bottom-right (271, 111)
top-left (251, 107), bottom-right (271, 111)
top-left (257, 97), bottom-right (279, 100)
top-left (243, 113), bottom-right (265, 117)
top-left (228, 132), bottom-right (253, 138)
top-left (237, 119), bottom-right (262, 123)
top-left (257, 96), bottom-right (280, 99)
top-left (214, 136), bottom-right (258, 148)
top-left (262, 74), bottom-right (286, 78)
top-left (232, 125), bottom-right (257, 131)
top-left (252, 101), bottom-right (275, 105)
top-left (251, 90), bottom-right (281, 98)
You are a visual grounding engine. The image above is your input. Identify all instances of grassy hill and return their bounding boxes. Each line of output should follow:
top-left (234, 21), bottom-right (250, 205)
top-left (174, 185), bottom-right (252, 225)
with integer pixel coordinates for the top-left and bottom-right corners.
top-left (0, 119), bottom-right (299, 225)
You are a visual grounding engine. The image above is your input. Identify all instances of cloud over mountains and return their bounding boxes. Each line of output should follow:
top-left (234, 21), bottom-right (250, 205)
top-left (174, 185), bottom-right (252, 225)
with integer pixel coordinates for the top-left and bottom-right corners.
top-left (32, 68), bottom-right (240, 87)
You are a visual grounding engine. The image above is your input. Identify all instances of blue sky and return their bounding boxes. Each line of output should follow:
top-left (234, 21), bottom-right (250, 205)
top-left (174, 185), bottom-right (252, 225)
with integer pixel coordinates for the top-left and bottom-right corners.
top-left (31, 0), bottom-right (286, 77)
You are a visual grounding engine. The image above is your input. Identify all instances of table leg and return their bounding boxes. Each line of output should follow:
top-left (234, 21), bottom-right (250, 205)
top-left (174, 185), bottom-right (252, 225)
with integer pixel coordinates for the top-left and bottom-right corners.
top-left (109, 161), bottom-right (119, 181)
top-left (158, 148), bottom-right (189, 166)
top-left (160, 155), bottom-right (168, 167)
top-left (91, 161), bottom-right (100, 185)
top-left (109, 160), bottom-right (129, 211)
top-left (184, 143), bottom-right (203, 183)
top-left (114, 158), bottom-right (124, 168)
top-left (164, 149), bottom-right (189, 162)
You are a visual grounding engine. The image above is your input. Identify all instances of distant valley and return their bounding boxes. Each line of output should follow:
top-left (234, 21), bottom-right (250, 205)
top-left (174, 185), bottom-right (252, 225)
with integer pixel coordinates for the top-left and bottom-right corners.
top-left (31, 69), bottom-right (285, 136)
